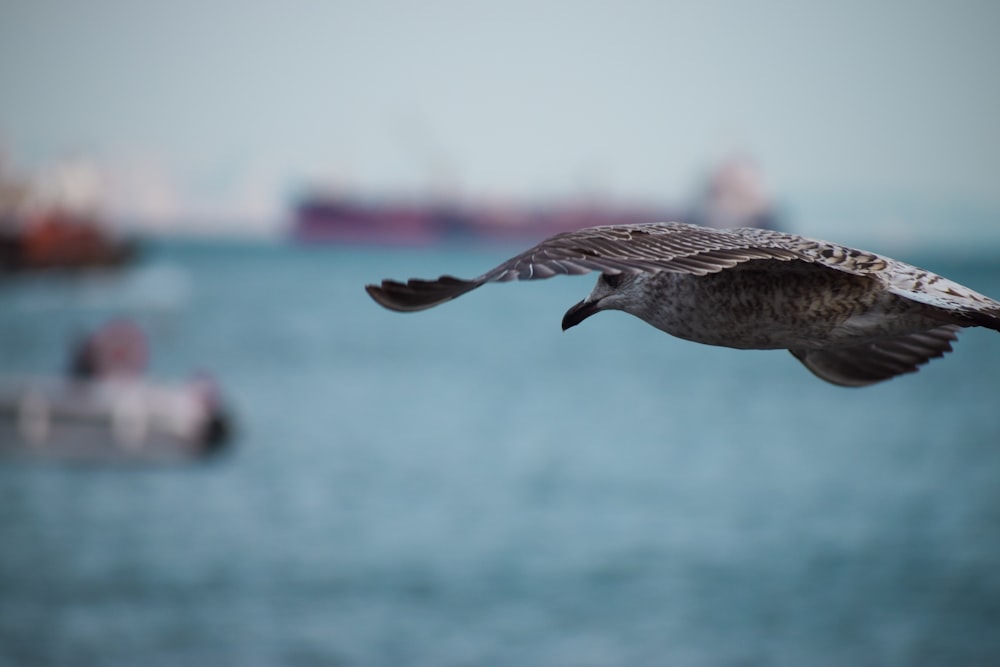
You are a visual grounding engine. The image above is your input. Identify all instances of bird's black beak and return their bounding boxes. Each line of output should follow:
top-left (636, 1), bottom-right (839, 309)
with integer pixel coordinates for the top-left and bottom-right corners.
top-left (562, 299), bottom-right (600, 331)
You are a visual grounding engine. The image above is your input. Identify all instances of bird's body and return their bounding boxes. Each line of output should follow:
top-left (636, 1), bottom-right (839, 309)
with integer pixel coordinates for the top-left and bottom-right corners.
top-left (615, 262), bottom-right (936, 350)
top-left (366, 222), bottom-right (1000, 386)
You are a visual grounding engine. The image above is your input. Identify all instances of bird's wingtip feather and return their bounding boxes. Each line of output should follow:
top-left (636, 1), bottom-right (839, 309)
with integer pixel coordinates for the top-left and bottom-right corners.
top-left (365, 275), bottom-right (482, 312)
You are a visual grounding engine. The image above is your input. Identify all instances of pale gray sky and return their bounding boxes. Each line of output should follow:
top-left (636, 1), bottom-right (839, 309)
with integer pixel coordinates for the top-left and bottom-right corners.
top-left (2, 0), bottom-right (999, 242)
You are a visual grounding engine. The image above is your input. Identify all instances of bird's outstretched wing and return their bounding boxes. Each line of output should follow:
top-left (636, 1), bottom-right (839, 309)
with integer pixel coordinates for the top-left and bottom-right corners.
top-left (766, 229), bottom-right (1000, 330)
top-left (366, 222), bottom-right (803, 312)
top-left (789, 325), bottom-right (960, 387)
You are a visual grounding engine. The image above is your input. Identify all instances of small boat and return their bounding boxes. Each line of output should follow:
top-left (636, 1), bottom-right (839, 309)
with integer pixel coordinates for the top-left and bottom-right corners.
top-left (1, 155), bottom-right (138, 273)
top-left (0, 376), bottom-right (232, 463)
top-left (0, 209), bottom-right (138, 273)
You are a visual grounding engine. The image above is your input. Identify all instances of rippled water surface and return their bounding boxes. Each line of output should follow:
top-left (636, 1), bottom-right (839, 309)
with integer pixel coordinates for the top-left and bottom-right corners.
top-left (1, 239), bottom-right (999, 666)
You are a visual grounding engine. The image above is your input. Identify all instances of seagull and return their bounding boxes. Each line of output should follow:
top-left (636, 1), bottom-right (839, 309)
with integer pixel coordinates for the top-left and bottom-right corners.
top-left (366, 222), bottom-right (1000, 387)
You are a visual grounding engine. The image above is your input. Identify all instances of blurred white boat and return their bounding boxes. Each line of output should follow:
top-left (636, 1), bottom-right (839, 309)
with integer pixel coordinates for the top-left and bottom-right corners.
top-left (0, 376), bottom-right (231, 463)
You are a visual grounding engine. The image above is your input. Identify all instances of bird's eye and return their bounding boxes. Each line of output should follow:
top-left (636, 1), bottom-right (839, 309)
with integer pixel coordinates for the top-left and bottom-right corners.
top-left (603, 273), bottom-right (623, 288)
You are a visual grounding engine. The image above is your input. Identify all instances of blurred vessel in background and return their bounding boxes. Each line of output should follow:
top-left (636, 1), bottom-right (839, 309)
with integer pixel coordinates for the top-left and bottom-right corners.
top-left (292, 156), bottom-right (782, 246)
top-left (0, 154), bottom-right (138, 273)
top-left (0, 376), bottom-right (231, 462)
top-left (293, 195), bottom-right (682, 246)
top-left (0, 320), bottom-right (232, 463)
top-left (0, 209), bottom-right (138, 272)
top-left (685, 155), bottom-right (782, 231)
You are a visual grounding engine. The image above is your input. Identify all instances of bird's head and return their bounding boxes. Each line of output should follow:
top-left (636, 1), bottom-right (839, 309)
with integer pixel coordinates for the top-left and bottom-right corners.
top-left (561, 271), bottom-right (639, 330)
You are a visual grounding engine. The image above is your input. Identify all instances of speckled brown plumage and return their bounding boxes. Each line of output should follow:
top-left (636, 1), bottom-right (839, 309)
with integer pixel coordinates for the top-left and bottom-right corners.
top-left (366, 222), bottom-right (1000, 386)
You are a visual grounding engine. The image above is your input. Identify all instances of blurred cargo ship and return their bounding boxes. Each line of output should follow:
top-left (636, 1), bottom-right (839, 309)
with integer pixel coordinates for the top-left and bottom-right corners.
top-left (292, 157), bottom-right (781, 245)
top-left (293, 196), bottom-right (683, 246)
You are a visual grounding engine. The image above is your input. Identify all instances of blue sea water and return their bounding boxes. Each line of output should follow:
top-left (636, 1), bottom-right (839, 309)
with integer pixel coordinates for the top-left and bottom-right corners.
top-left (1, 237), bottom-right (999, 666)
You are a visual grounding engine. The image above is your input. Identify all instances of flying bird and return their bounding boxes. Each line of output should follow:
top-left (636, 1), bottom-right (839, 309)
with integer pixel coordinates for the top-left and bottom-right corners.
top-left (366, 222), bottom-right (1000, 386)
